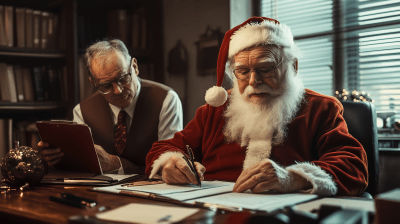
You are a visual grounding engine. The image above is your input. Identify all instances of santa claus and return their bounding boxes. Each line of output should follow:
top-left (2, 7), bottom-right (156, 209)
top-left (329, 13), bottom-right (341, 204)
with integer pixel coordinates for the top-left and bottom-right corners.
top-left (145, 17), bottom-right (367, 196)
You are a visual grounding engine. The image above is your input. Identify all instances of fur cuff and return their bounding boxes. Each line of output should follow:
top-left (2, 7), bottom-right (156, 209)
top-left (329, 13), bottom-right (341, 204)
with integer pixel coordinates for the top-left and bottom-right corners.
top-left (149, 151), bottom-right (183, 179)
top-left (286, 162), bottom-right (337, 196)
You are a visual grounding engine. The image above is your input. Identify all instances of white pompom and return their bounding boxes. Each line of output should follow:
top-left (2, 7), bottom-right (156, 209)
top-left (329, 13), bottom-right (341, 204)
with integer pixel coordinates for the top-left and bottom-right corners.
top-left (205, 86), bottom-right (228, 107)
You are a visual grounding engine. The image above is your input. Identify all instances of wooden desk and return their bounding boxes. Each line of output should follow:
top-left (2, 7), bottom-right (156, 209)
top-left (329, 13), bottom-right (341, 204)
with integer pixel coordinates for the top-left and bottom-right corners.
top-left (0, 183), bottom-right (232, 224)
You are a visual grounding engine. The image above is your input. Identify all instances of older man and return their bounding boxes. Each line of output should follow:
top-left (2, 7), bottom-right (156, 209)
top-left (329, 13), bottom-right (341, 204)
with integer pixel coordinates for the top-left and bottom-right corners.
top-left (40, 39), bottom-right (183, 174)
top-left (145, 17), bottom-right (367, 196)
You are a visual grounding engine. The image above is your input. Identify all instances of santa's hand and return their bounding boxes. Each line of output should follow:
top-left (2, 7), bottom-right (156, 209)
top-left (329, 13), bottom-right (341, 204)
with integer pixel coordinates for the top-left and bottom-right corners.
top-left (233, 159), bottom-right (311, 193)
top-left (38, 141), bottom-right (64, 167)
top-left (161, 154), bottom-right (205, 185)
top-left (94, 144), bottom-right (120, 172)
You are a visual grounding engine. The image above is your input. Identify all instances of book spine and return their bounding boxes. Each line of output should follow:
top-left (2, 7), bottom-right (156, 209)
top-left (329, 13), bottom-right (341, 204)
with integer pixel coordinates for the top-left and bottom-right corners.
top-left (15, 8), bottom-right (26, 48)
top-left (47, 66), bottom-right (60, 100)
top-left (41, 11), bottom-right (49, 49)
top-left (4, 5), bottom-right (14, 47)
top-left (33, 10), bottom-right (41, 49)
top-left (0, 5), bottom-right (8, 46)
top-left (25, 9), bottom-right (34, 48)
top-left (14, 65), bottom-right (25, 102)
top-left (22, 67), bottom-right (34, 102)
top-left (31, 66), bottom-right (45, 101)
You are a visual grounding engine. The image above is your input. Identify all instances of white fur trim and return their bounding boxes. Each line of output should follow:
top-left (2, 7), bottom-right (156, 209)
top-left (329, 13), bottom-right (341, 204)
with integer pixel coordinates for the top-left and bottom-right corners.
top-left (243, 139), bottom-right (272, 170)
top-left (229, 20), bottom-right (295, 58)
top-left (286, 162), bottom-right (337, 196)
top-left (205, 86), bottom-right (228, 107)
top-left (149, 151), bottom-right (183, 179)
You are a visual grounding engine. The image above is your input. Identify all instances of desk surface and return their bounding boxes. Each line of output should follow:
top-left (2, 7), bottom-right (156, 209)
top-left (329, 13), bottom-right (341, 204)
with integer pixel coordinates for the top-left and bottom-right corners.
top-left (0, 183), bottom-right (232, 224)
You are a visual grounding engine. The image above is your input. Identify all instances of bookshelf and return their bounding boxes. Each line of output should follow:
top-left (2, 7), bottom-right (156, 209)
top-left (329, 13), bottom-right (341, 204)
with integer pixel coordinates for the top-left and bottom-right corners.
top-left (0, 0), bottom-right (164, 157)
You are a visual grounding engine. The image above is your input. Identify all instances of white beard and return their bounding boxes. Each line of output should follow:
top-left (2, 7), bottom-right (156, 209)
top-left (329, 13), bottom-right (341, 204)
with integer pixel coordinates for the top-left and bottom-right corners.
top-left (223, 68), bottom-right (305, 169)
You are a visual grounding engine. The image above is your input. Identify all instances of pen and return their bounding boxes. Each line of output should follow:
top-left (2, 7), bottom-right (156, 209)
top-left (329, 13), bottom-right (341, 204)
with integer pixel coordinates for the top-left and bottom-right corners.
top-left (183, 145), bottom-right (201, 187)
top-left (60, 193), bottom-right (97, 207)
top-left (49, 196), bottom-right (87, 209)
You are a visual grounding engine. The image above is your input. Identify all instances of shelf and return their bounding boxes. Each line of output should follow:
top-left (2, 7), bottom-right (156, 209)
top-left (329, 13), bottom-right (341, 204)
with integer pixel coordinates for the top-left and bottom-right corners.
top-left (0, 47), bottom-right (66, 58)
top-left (0, 101), bottom-right (68, 111)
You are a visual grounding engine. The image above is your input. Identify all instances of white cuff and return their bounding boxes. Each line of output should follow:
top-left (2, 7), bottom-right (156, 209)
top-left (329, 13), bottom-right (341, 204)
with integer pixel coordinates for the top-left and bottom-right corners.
top-left (286, 162), bottom-right (337, 196)
top-left (149, 151), bottom-right (184, 179)
top-left (116, 156), bottom-right (124, 174)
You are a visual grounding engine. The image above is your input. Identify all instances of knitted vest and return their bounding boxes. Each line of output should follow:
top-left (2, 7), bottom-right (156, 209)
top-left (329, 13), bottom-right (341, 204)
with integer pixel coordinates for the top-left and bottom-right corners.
top-left (80, 79), bottom-right (171, 169)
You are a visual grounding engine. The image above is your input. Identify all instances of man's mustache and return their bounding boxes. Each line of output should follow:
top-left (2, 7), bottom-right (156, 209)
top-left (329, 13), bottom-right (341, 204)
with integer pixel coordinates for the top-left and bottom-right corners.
top-left (243, 84), bottom-right (281, 97)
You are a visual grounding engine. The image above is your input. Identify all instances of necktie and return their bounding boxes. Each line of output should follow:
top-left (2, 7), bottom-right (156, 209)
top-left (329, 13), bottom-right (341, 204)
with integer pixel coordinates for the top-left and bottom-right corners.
top-left (115, 110), bottom-right (127, 156)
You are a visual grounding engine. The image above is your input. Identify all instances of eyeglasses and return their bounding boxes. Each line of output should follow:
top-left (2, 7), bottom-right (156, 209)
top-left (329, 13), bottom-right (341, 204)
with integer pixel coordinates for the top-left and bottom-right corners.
top-left (95, 60), bottom-right (133, 95)
top-left (233, 59), bottom-right (284, 80)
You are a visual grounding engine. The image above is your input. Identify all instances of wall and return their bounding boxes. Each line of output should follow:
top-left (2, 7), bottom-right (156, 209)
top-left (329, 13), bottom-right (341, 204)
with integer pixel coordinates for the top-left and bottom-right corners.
top-left (163, 0), bottom-right (230, 125)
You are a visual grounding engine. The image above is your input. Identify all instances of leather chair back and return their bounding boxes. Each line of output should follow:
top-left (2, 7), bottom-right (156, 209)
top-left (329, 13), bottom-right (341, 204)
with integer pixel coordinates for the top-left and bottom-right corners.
top-left (341, 101), bottom-right (379, 196)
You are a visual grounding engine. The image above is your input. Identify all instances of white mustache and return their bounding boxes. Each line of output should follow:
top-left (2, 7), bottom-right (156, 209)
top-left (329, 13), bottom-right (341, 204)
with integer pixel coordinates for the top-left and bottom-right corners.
top-left (243, 84), bottom-right (281, 97)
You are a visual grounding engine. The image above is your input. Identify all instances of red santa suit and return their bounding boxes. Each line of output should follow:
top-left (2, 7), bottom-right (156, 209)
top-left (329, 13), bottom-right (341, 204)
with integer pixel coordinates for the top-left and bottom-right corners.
top-left (146, 89), bottom-right (367, 196)
top-left (146, 17), bottom-right (368, 196)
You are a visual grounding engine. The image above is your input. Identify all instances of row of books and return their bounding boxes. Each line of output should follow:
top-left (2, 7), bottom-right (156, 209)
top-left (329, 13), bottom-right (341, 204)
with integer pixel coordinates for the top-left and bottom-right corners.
top-left (78, 7), bottom-right (150, 50)
top-left (0, 5), bottom-right (61, 49)
top-left (0, 63), bottom-right (68, 103)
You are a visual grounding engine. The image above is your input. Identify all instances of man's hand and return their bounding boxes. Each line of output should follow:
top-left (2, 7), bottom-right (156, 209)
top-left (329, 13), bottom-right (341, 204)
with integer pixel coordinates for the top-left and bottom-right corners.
top-left (38, 141), bottom-right (64, 167)
top-left (161, 154), bottom-right (206, 185)
top-left (94, 144), bottom-right (121, 172)
top-left (233, 159), bottom-right (312, 193)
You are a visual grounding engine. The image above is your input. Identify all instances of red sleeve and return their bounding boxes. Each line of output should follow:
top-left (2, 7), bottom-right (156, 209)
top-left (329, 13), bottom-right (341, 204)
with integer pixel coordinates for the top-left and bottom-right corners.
top-left (310, 97), bottom-right (368, 196)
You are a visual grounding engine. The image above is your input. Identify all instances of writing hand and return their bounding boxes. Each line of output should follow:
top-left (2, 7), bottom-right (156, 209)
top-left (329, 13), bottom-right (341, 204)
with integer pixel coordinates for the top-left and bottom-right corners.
top-left (161, 154), bottom-right (205, 185)
top-left (233, 159), bottom-right (311, 193)
top-left (38, 141), bottom-right (64, 167)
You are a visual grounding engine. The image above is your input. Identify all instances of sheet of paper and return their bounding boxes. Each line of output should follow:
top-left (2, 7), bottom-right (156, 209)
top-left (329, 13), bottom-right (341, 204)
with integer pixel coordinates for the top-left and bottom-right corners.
top-left (294, 198), bottom-right (375, 214)
top-left (118, 180), bottom-right (232, 195)
top-left (187, 192), bottom-right (317, 212)
top-left (162, 184), bottom-right (235, 201)
top-left (96, 203), bottom-right (199, 224)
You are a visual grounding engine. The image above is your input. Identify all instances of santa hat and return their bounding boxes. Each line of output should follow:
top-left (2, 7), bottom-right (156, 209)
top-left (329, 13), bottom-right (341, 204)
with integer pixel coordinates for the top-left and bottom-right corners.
top-left (204, 17), bottom-right (296, 107)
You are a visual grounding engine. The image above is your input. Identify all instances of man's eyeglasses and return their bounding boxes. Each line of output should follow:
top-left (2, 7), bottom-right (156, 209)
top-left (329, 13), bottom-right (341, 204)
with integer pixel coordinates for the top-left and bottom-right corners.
top-left (233, 59), bottom-right (284, 80)
top-left (95, 60), bottom-right (133, 95)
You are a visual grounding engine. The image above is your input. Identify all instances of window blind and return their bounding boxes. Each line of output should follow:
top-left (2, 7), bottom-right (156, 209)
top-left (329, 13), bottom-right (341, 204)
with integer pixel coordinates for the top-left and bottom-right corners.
top-left (261, 0), bottom-right (333, 96)
top-left (261, 0), bottom-right (400, 126)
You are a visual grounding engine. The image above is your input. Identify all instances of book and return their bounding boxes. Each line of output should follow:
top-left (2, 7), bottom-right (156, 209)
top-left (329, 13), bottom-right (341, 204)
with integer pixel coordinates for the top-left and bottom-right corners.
top-left (40, 11), bottom-right (49, 49)
top-left (25, 9), bottom-right (33, 48)
top-left (15, 8), bottom-right (26, 48)
top-left (0, 5), bottom-right (7, 46)
top-left (4, 5), bottom-right (13, 47)
top-left (41, 66), bottom-right (49, 100)
top-left (32, 10), bottom-right (41, 49)
top-left (31, 66), bottom-right (45, 101)
top-left (47, 13), bottom-right (58, 49)
top-left (13, 65), bottom-right (25, 102)
top-left (22, 67), bottom-right (34, 101)
top-left (0, 63), bottom-right (18, 102)
top-left (47, 66), bottom-right (60, 100)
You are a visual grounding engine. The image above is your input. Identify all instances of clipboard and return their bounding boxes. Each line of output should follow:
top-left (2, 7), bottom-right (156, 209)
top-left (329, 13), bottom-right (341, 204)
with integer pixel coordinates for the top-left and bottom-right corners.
top-left (36, 120), bottom-right (103, 174)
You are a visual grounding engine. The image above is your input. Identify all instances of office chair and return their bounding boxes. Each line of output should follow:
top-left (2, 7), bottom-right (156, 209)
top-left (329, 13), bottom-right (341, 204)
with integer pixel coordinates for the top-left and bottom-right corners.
top-left (341, 101), bottom-right (379, 198)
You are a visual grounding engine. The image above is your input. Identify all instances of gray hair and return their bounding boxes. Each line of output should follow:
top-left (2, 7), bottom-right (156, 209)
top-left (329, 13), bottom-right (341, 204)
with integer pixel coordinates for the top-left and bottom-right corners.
top-left (84, 39), bottom-right (132, 78)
